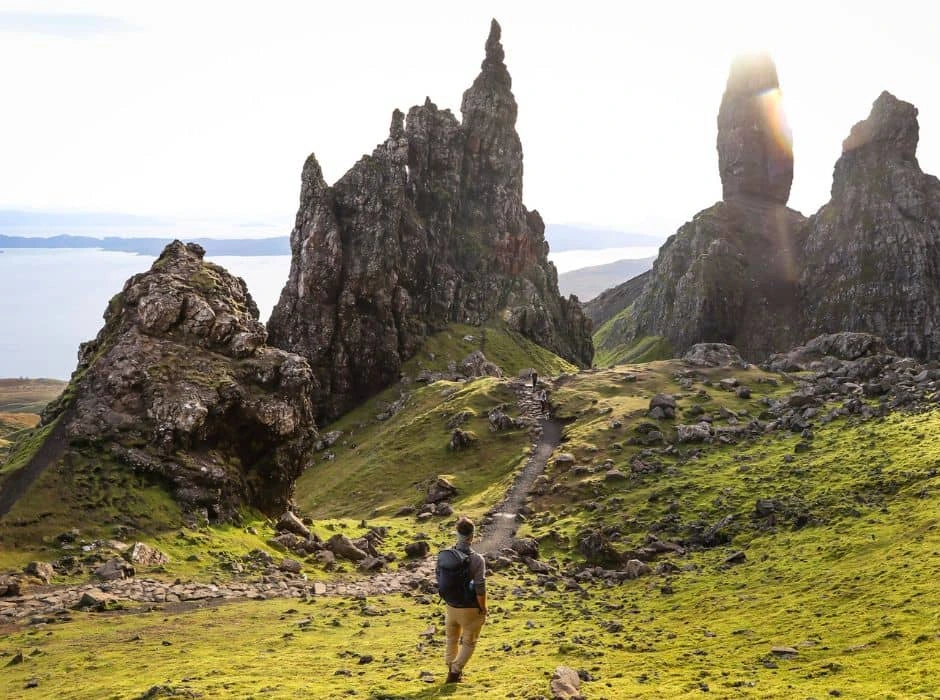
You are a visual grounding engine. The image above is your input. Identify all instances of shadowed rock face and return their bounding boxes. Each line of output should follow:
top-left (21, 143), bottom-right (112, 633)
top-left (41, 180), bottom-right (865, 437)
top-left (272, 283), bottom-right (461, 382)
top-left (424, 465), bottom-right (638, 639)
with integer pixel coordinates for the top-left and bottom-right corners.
top-left (268, 20), bottom-right (593, 421)
top-left (801, 92), bottom-right (940, 358)
top-left (43, 241), bottom-right (318, 522)
top-left (717, 53), bottom-right (794, 205)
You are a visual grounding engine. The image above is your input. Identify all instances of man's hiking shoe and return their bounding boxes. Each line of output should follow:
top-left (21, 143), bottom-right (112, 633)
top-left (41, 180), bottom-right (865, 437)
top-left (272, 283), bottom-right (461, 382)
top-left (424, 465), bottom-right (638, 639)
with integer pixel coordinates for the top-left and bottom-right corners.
top-left (445, 669), bottom-right (462, 683)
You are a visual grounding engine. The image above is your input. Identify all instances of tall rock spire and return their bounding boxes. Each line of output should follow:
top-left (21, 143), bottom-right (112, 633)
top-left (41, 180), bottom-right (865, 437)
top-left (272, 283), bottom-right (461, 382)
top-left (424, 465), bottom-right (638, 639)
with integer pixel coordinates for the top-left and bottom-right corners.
top-left (717, 54), bottom-right (794, 205)
top-left (459, 18), bottom-right (524, 226)
top-left (268, 20), bottom-right (593, 422)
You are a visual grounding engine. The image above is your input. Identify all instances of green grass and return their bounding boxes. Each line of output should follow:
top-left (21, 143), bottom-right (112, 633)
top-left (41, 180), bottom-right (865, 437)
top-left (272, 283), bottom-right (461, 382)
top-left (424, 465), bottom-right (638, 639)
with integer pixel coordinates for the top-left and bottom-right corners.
top-left (295, 377), bottom-right (531, 523)
top-left (410, 322), bottom-right (577, 378)
top-left (2, 347), bottom-right (940, 697)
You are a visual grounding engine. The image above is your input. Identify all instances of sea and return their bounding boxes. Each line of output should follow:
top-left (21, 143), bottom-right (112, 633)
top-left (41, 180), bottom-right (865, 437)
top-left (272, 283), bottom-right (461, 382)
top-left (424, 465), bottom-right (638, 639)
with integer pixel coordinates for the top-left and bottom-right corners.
top-left (0, 246), bottom-right (658, 380)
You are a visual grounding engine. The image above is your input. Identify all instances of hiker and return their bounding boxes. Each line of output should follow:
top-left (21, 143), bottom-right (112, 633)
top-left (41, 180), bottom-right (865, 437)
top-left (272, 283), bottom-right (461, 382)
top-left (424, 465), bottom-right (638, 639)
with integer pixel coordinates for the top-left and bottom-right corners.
top-left (531, 371), bottom-right (538, 389)
top-left (538, 387), bottom-right (549, 414)
top-left (437, 516), bottom-right (487, 683)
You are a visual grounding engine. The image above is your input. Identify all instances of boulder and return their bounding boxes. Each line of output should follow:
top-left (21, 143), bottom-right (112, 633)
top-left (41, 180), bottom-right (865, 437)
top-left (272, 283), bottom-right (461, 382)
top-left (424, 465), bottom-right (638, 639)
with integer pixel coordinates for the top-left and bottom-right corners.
top-left (648, 394), bottom-right (676, 419)
top-left (94, 558), bottom-right (135, 581)
top-left (682, 343), bottom-right (746, 368)
top-left (125, 542), bottom-right (170, 567)
top-left (550, 666), bottom-right (584, 700)
top-left (404, 541), bottom-right (430, 558)
top-left (276, 511), bottom-right (311, 538)
top-left (623, 559), bottom-right (652, 579)
top-left (426, 477), bottom-right (457, 504)
top-left (511, 537), bottom-right (539, 559)
top-left (279, 558), bottom-right (303, 574)
top-left (23, 561), bottom-right (54, 583)
top-left (325, 534), bottom-right (368, 562)
top-left (449, 428), bottom-right (477, 450)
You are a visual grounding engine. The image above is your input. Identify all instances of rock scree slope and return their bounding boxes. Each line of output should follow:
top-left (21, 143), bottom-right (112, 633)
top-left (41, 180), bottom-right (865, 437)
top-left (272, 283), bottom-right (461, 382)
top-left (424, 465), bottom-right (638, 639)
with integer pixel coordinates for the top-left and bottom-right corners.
top-left (268, 19), bottom-right (593, 422)
top-left (3, 241), bottom-right (319, 524)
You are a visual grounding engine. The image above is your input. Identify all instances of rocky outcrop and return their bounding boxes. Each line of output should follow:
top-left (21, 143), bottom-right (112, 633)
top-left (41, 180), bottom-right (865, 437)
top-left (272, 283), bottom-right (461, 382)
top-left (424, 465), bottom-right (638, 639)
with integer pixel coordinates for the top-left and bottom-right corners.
top-left (268, 20), bottom-right (593, 421)
top-left (800, 92), bottom-right (940, 358)
top-left (593, 54), bottom-right (806, 363)
top-left (39, 241), bottom-right (318, 522)
top-left (594, 60), bottom-right (940, 365)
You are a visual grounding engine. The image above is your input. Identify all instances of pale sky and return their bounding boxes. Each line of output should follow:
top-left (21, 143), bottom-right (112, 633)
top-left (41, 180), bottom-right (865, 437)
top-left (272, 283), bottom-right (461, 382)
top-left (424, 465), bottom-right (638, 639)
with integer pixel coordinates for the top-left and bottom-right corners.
top-left (3, 0), bottom-right (940, 238)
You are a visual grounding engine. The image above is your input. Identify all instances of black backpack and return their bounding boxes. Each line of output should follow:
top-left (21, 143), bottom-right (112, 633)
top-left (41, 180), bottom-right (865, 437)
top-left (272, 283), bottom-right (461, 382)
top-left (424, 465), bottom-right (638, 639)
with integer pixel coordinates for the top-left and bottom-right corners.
top-left (436, 548), bottom-right (476, 606)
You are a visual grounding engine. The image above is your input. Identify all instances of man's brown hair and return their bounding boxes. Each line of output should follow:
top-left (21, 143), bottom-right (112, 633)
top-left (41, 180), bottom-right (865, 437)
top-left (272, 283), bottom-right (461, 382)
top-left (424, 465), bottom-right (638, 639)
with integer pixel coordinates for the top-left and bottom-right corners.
top-left (456, 516), bottom-right (475, 537)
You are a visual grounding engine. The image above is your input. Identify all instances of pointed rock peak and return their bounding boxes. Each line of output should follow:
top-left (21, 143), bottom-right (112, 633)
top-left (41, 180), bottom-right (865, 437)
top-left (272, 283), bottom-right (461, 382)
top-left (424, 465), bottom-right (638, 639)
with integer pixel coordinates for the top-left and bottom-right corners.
top-left (484, 19), bottom-right (505, 66)
top-left (390, 109), bottom-right (405, 139)
top-left (717, 52), bottom-right (793, 205)
top-left (301, 152), bottom-right (326, 186)
top-left (842, 91), bottom-right (919, 160)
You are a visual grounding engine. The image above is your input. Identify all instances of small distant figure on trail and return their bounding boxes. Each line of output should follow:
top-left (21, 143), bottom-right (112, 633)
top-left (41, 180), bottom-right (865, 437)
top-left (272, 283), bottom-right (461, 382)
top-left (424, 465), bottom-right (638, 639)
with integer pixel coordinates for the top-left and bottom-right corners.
top-left (436, 516), bottom-right (487, 684)
top-left (538, 388), bottom-right (549, 414)
top-left (531, 371), bottom-right (539, 389)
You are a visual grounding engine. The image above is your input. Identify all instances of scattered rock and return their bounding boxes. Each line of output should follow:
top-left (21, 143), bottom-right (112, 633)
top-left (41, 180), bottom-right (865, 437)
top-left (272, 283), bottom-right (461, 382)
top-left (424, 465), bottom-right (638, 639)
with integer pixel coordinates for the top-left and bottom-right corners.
top-left (23, 561), bottom-right (53, 584)
top-left (426, 477), bottom-right (458, 504)
top-left (550, 665), bottom-right (584, 700)
top-left (276, 512), bottom-right (311, 538)
top-left (125, 543), bottom-right (170, 567)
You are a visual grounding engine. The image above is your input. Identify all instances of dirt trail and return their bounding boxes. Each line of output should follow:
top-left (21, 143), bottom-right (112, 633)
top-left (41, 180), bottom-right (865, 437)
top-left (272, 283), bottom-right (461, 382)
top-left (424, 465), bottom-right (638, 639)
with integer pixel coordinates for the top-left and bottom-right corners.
top-left (478, 417), bottom-right (561, 554)
top-left (0, 381), bottom-right (562, 623)
top-left (0, 414), bottom-right (69, 519)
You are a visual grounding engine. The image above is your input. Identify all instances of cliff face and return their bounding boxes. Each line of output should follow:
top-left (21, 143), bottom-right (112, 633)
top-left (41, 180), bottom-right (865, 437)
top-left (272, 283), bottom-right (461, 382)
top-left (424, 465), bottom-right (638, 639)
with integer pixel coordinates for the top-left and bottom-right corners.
top-left (43, 241), bottom-right (318, 522)
top-left (801, 92), bottom-right (940, 358)
top-left (597, 56), bottom-right (940, 365)
top-left (597, 54), bottom-right (806, 363)
top-left (268, 20), bottom-right (593, 421)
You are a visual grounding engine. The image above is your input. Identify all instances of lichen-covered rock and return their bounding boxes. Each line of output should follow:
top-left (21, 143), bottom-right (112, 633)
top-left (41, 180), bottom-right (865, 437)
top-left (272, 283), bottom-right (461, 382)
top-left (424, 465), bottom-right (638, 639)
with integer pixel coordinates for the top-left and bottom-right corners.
top-left (800, 92), bottom-right (940, 359)
top-left (682, 343), bottom-right (747, 368)
top-left (41, 241), bottom-right (318, 522)
top-left (268, 20), bottom-right (592, 421)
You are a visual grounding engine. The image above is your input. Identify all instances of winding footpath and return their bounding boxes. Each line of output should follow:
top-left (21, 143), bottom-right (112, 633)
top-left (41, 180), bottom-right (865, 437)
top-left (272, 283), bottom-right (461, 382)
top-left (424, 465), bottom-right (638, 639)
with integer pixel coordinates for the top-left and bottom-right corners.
top-left (0, 380), bottom-right (561, 626)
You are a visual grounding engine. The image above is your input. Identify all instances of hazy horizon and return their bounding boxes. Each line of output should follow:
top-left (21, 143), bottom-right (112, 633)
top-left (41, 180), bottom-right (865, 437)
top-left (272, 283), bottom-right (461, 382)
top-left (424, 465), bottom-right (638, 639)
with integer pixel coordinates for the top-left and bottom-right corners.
top-left (5, 2), bottom-right (940, 239)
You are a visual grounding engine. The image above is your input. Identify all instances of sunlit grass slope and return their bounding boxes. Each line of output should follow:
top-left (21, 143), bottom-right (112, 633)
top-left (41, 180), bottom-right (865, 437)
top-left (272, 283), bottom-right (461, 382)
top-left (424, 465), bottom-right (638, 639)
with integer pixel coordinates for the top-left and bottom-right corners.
top-left (293, 323), bottom-right (576, 522)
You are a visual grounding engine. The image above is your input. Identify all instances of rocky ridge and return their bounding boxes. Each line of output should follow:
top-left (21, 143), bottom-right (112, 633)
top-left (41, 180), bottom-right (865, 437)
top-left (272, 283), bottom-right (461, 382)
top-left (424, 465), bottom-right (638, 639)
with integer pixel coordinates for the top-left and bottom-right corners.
top-left (800, 91), bottom-right (940, 358)
top-left (268, 20), bottom-right (593, 422)
top-left (596, 58), bottom-right (940, 365)
top-left (26, 241), bottom-right (319, 522)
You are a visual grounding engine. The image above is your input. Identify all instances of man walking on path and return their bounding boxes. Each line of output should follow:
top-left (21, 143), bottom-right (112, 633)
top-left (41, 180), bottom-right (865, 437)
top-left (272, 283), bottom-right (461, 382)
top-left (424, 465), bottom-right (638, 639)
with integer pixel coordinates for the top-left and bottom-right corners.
top-left (442, 517), bottom-right (487, 683)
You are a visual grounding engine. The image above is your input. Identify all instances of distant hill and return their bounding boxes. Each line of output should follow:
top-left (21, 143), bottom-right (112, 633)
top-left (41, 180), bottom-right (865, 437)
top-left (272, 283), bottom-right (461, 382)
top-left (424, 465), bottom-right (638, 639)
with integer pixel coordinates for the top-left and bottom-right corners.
top-left (545, 223), bottom-right (664, 251)
top-left (557, 257), bottom-right (654, 301)
top-left (0, 234), bottom-right (289, 256)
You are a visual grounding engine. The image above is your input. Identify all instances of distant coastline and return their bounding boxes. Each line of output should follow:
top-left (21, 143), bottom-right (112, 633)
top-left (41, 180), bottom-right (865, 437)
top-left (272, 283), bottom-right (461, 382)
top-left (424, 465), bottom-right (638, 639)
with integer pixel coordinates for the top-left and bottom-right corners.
top-left (0, 234), bottom-right (289, 257)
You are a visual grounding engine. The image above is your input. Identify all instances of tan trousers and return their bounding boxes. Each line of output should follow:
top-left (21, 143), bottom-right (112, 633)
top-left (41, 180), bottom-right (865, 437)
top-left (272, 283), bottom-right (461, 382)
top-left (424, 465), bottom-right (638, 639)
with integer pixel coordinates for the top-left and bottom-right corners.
top-left (444, 605), bottom-right (486, 672)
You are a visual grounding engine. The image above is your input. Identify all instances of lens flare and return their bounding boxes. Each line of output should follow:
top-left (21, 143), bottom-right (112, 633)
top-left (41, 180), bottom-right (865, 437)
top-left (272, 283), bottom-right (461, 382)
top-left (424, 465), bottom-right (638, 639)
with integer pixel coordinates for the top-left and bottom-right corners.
top-left (757, 86), bottom-right (793, 159)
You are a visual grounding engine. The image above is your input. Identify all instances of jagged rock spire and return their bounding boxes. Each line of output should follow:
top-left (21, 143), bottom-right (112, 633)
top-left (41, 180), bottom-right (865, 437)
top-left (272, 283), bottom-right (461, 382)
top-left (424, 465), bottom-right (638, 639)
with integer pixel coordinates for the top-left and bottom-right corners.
top-left (268, 19), bottom-right (593, 422)
top-left (717, 53), bottom-right (793, 205)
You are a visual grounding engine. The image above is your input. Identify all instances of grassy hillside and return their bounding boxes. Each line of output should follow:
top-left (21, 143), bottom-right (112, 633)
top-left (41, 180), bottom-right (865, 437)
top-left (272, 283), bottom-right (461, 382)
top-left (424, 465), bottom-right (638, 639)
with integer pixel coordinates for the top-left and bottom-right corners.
top-left (0, 324), bottom-right (569, 572)
top-left (1, 351), bottom-right (939, 697)
top-left (293, 323), bottom-right (573, 544)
